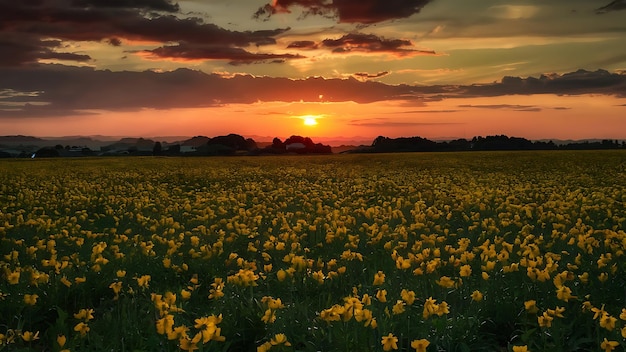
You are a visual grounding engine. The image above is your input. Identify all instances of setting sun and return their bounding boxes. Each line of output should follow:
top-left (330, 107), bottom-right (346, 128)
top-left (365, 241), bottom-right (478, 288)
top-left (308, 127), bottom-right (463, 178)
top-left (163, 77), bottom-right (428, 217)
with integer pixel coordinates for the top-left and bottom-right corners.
top-left (303, 115), bottom-right (318, 126)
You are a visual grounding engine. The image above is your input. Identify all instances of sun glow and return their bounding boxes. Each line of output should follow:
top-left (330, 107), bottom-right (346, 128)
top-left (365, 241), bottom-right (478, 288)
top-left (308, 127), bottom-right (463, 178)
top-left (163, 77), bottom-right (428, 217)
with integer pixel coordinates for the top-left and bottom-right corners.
top-left (302, 115), bottom-right (319, 126)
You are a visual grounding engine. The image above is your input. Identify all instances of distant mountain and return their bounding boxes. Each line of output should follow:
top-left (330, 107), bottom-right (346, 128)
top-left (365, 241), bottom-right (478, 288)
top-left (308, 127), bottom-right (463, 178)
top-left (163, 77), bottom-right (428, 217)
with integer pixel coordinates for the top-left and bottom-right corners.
top-left (0, 135), bottom-right (45, 143)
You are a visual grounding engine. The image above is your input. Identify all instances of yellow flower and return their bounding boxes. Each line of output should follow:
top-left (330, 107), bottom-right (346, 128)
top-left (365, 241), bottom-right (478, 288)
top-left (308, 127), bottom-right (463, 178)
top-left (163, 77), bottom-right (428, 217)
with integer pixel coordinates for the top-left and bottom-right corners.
top-left (109, 281), bottom-right (122, 299)
top-left (600, 338), bottom-right (619, 352)
top-left (58, 275), bottom-right (71, 288)
top-left (7, 270), bottom-right (20, 284)
top-left (381, 333), bottom-right (398, 351)
top-left (276, 269), bottom-right (287, 282)
top-left (24, 294), bottom-right (38, 305)
top-left (20, 331), bottom-right (39, 342)
top-left (512, 346), bottom-right (528, 352)
top-left (74, 276), bottom-right (86, 284)
top-left (257, 341), bottom-right (272, 352)
top-left (156, 314), bottom-right (175, 335)
top-left (373, 271), bottom-right (386, 285)
top-left (376, 289), bottom-right (387, 303)
top-left (436, 276), bottom-right (456, 288)
top-left (471, 290), bottom-right (483, 302)
top-left (600, 314), bottom-right (617, 331)
top-left (459, 264), bottom-right (472, 277)
top-left (270, 333), bottom-right (291, 346)
top-left (524, 300), bottom-right (538, 314)
top-left (116, 270), bottom-right (126, 278)
top-left (481, 272), bottom-right (490, 280)
top-left (181, 289), bottom-right (191, 300)
top-left (136, 275), bottom-right (151, 288)
top-left (556, 285), bottom-right (576, 302)
top-left (436, 301), bottom-right (450, 316)
top-left (392, 300), bottom-right (406, 315)
top-left (74, 322), bottom-right (90, 336)
top-left (57, 334), bottom-right (67, 347)
top-left (179, 337), bottom-right (199, 351)
top-left (411, 339), bottom-right (430, 352)
top-left (401, 289), bottom-right (416, 305)
top-left (74, 308), bottom-right (94, 321)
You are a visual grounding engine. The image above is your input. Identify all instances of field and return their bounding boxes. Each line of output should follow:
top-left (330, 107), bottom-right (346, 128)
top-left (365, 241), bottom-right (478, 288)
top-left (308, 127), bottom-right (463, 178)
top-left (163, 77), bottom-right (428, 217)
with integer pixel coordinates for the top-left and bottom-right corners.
top-left (1, 151), bottom-right (626, 352)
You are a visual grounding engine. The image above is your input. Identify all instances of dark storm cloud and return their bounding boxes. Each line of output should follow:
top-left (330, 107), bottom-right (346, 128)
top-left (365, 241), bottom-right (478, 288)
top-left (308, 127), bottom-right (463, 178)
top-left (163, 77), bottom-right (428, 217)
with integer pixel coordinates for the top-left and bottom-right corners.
top-left (287, 33), bottom-right (436, 56)
top-left (0, 0), bottom-right (296, 66)
top-left (143, 43), bottom-right (305, 65)
top-left (596, 0), bottom-right (626, 13)
top-left (254, 0), bottom-right (433, 24)
top-left (0, 66), bottom-right (624, 118)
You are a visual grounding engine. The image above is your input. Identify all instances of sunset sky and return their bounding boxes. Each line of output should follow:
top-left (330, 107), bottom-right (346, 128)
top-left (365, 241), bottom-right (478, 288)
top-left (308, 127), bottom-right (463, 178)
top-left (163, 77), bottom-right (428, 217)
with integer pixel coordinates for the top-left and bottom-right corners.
top-left (1, 0), bottom-right (625, 142)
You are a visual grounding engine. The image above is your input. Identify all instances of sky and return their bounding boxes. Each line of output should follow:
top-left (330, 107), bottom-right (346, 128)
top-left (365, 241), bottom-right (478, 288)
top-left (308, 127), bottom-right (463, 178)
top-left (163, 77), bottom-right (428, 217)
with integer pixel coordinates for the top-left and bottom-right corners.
top-left (1, 0), bottom-right (626, 142)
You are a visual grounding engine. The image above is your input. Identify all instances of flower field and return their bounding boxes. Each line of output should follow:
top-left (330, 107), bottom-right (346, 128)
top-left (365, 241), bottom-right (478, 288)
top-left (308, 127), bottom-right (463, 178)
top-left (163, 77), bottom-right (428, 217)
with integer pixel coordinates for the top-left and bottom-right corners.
top-left (1, 151), bottom-right (626, 351)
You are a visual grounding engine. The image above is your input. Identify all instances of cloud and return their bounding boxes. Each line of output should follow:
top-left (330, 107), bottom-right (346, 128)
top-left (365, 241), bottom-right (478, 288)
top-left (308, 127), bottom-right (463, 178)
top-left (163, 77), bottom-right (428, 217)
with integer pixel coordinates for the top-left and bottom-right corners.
top-left (321, 33), bottom-right (435, 56)
top-left (142, 43), bottom-right (305, 65)
top-left (462, 69), bottom-right (626, 98)
top-left (352, 71), bottom-right (390, 81)
top-left (348, 120), bottom-right (462, 127)
top-left (457, 104), bottom-right (542, 112)
top-left (0, 65), bottom-right (624, 118)
top-left (0, 0), bottom-right (296, 66)
top-left (254, 0), bottom-right (433, 24)
top-left (596, 0), bottom-right (626, 14)
top-left (287, 33), bottom-right (436, 57)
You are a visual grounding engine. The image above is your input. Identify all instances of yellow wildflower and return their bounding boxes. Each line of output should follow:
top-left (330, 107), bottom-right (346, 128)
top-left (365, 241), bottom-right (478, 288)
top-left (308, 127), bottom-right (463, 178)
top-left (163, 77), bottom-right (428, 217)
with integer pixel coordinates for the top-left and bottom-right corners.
top-left (24, 294), bottom-right (38, 305)
top-left (373, 271), bottom-right (385, 285)
top-left (600, 338), bottom-right (619, 352)
top-left (74, 322), bottom-right (90, 336)
top-left (459, 264), bottom-right (472, 277)
top-left (392, 300), bottom-right (406, 315)
top-left (512, 346), bottom-right (528, 352)
top-left (376, 289), bottom-right (387, 303)
top-left (136, 275), bottom-right (151, 288)
top-left (401, 289), bottom-right (416, 305)
top-left (20, 331), bottom-right (39, 342)
top-left (524, 300), bottom-right (538, 314)
top-left (270, 333), bottom-right (291, 347)
top-left (381, 333), bottom-right (398, 351)
top-left (411, 339), bottom-right (430, 352)
top-left (471, 290), bottom-right (483, 302)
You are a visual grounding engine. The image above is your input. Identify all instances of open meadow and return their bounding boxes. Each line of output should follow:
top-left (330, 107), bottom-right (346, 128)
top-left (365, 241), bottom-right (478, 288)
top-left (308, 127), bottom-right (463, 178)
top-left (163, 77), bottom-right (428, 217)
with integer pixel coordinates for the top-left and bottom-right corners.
top-left (1, 151), bottom-right (626, 352)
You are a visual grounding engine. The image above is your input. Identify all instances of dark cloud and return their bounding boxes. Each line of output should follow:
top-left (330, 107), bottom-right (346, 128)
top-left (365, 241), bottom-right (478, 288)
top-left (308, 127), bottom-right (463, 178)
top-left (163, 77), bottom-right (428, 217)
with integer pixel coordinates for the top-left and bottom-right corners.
top-left (0, 0), bottom-right (296, 66)
top-left (287, 33), bottom-right (436, 56)
top-left (286, 40), bottom-right (318, 49)
top-left (255, 0), bottom-right (433, 24)
top-left (143, 43), bottom-right (305, 65)
top-left (462, 69), bottom-right (626, 98)
top-left (457, 104), bottom-right (542, 112)
top-left (71, 0), bottom-right (180, 12)
top-left (348, 120), bottom-right (462, 127)
top-left (352, 71), bottom-right (390, 81)
top-left (596, 0), bottom-right (626, 13)
top-left (0, 66), bottom-right (624, 118)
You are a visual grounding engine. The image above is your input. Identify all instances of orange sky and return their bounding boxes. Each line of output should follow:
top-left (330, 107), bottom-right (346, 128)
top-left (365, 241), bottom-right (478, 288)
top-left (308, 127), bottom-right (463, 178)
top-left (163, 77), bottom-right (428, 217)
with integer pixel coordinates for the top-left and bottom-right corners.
top-left (1, 0), bottom-right (625, 142)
